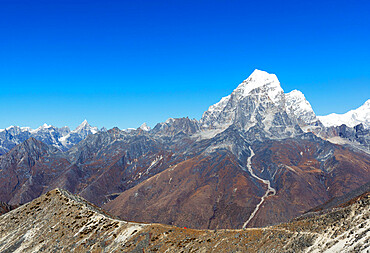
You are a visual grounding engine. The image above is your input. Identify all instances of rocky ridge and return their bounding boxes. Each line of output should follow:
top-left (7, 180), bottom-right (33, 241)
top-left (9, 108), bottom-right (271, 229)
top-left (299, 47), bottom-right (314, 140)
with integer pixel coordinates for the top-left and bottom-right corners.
top-left (0, 188), bottom-right (368, 252)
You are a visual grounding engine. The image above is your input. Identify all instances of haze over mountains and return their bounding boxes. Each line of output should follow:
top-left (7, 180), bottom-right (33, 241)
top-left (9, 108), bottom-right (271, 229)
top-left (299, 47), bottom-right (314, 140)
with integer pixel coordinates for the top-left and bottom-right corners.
top-left (0, 70), bottom-right (369, 234)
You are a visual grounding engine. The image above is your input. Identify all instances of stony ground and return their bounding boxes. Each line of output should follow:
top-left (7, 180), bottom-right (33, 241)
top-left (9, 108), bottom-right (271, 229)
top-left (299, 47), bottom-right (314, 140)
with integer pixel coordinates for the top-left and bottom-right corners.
top-left (0, 188), bottom-right (368, 252)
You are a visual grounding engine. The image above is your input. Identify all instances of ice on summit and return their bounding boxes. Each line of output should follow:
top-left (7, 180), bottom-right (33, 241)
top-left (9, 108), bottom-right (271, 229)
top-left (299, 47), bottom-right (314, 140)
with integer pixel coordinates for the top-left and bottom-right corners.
top-left (204, 69), bottom-right (282, 119)
top-left (200, 69), bottom-right (290, 134)
top-left (139, 123), bottom-right (151, 131)
top-left (233, 69), bottom-right (283, 103)
top-left (285, 90), bottom-right (318, 125)
top-left (318, 99), bottom-right (370, 128)
top-left (74, 119), bottom-right (98, 134)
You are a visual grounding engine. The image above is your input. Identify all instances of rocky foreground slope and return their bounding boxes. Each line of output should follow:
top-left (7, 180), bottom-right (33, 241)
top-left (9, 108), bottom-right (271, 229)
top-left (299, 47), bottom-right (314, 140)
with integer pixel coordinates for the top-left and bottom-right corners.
top-left (0, 188), bottom-right (368, 252)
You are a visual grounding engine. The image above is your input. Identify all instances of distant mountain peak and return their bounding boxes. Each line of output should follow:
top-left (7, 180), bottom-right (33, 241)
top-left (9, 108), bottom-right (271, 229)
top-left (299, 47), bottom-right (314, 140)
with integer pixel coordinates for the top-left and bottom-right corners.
top-left (75, 120), bottom-right (90, 130)
top-left (139, 122), bottom-right (151, 131)
top-left (318, 99), bottom-right (370, 128)
top-left (42, 123), bottom-right (52, 128)
top-left (72, 120), bottom-right (98, 134)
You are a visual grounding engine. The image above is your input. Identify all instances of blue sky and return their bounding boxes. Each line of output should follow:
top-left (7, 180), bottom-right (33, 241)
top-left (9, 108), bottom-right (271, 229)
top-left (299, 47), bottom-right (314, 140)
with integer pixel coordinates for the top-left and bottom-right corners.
top-left (1, 0), bottom-right (369, 129)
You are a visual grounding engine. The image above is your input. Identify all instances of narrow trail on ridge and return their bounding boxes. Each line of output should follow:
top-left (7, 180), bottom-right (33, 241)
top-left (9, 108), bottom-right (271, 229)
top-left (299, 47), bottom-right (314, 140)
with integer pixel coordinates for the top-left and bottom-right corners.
top-left (242, 146), bottom-right (276, 229)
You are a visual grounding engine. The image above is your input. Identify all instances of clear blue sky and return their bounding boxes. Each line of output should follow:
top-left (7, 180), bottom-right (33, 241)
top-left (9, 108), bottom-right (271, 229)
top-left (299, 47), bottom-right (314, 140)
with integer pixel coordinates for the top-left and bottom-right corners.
top-left (1, 0), bottom-right (369, 129)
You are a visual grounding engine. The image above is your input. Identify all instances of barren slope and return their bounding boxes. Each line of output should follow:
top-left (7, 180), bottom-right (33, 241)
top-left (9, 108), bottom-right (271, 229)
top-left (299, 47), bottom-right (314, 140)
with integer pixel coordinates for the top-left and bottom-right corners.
top-left (0, 189), bottom-right (368, 252)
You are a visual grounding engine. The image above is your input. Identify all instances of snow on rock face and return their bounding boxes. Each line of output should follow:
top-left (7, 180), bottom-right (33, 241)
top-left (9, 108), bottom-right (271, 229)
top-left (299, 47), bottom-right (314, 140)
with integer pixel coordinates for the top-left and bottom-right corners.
top-left (285, 90), bottom-right (318, 126)
top-left (201, 70), bottom-right (283, 128)
top-left (233, 69), bottom-right (283, 104)
top-left (318, 99), bottom-right (370, 128)
top-left (200, 69), bottom-right (299, 139)
top-left (59, 120), bottom-right (99, 148)
top-left (74, 119), bottom-right (99, 136)
top-left (0, 121), bottom-right (101, 155)
top-left (139, 123), bottom-right (151, 131)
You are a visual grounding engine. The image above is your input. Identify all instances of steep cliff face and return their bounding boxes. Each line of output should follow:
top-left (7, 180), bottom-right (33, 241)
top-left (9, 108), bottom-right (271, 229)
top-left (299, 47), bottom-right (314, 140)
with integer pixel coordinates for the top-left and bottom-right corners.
top-left (0, 137), bottom-right (67, 204)
top-left (324, 123), bottom-right (370, 152)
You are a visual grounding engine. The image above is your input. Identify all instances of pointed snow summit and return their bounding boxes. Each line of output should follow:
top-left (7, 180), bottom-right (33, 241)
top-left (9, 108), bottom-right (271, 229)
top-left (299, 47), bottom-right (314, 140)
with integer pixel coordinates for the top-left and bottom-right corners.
top-left (139, 122), bottom-right (151, 131)
top-left (200, 69), bottom-right (299, 139)
top-left (58, 120), bottom-right (99, 149)
top-left (233, 69), bottom-right (283, 103)
top-left (201, 70), bottom-right (283, 125)
top-left (73, 120), bottom-right (98, 135)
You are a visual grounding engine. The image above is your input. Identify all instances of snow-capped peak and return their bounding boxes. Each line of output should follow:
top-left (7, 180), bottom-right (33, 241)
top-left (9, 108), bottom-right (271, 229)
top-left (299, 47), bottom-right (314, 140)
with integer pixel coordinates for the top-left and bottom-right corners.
top-left (5, 125), bottom-right (17, 131)
top-left (139, 123), bottom-right (151, 131)
top-left (201, 69), bottom-right (286, 129)
top-left (233, 69), bottom-right (282, 103)
top-left (200, 69), bottom-right (302, 139)
top-left (42, 123), bottom-right (52, 128)
top-left (318, 99), bottom-right (370, 128)
top-left (285, 89), bottom-right (317, 125)
top-left (72, 120), bottom-right (98, 134)
top-left (75, 119), bottom-right (89, 130)
top-left (165, 118), bottom-right (175, 124)
top-left (202, 69), bottom-right (284, 121)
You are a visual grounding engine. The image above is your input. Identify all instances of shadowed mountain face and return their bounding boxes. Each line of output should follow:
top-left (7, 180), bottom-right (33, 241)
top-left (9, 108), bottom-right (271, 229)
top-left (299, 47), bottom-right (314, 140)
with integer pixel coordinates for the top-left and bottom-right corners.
top-left (0, 70), bottom-right (369, 230)
top-left (0, 137), bottom-right (68, 204)
top-left (0, 189), bottom-right (368, 252)
top-left (0, 201), bottom-right (15, 215)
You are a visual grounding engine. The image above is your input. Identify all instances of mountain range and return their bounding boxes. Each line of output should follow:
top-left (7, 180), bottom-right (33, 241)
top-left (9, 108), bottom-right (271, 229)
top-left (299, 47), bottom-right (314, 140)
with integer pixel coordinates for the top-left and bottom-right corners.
top-left (0, 69), bottom-right (369, 233)
top-left (0, 120), bottom-right (99, 155)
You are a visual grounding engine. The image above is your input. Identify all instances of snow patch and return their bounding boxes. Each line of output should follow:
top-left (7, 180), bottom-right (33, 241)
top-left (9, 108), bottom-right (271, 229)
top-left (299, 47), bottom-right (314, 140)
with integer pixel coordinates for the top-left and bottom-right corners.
top-left (114, 224), bottom-right (143, 244)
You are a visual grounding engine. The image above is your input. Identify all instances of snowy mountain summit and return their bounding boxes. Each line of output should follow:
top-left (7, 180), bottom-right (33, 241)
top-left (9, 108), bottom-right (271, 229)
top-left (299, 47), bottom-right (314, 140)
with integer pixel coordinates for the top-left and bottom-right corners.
top-left (73, 120), bottom-right (99, 137)
top-left (59, 120), bottom-right (99, 148)
top-left (0, 120), bottom-right (100, 155)
top-left (285, 90), bottom-right (317, 124)
top-left (233, 69), bottom-right (283, 104)
top-left (318, 99), bottom-right (370, 129)
top-left (139, 123), bottom-right (151, 131)
top-left (200, 69), bottom-right (299, 139)
top-left (285, 89), bottom-right (323, 134)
